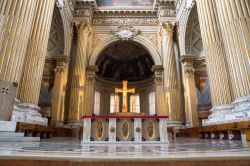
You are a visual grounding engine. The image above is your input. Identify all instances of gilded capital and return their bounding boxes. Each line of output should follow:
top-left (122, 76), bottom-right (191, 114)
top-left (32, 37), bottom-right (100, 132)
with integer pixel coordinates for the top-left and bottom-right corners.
top-left (161, 22), bottom-right (174, 36)
top-left (77, 23), bottom-right (91, 37)
top-left (152, 65), bottom-right (164, 85)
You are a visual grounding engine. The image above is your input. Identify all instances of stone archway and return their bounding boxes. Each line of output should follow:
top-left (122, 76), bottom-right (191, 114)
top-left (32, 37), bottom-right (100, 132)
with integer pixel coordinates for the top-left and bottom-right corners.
top-left (88, 36), bottom-right (162, 66)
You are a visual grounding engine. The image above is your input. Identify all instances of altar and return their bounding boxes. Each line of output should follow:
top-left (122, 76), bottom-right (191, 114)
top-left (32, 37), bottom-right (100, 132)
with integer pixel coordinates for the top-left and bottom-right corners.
top-left (81, 115), bottom-right (169, 143)
top-left (81, 80), bottom-right (169, 143)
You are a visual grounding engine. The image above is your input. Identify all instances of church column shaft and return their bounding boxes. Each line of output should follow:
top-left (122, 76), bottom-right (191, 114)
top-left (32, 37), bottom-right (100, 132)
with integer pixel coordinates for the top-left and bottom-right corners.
top-left (17, 0), bottom-right (55, 105)
top-left (215, 0), bottom-right (250, 99)
top-left (161, 23), bottom-right (180, 120)
top-left (0, 0), bottom-right (37, 82)
top-left (196, 0), bottom-right (233, 106)
top-left (68, 23), bottom-right (90, 120)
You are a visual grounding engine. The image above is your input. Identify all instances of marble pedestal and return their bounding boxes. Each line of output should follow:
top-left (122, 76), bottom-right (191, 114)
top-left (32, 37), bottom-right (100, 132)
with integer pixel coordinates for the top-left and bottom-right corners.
top-left (202, 96), bottom-right (250, 126)
top-left (11, 99), bottom-right (47, 125)
top-left (81, 116), bottom-right (169, 144)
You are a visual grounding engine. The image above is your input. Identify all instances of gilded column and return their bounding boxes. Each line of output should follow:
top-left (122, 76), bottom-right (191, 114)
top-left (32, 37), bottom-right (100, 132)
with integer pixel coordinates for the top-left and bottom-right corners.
top-left (84, 66), bottom-right (98, 116)
top-left (152, 65), bottom-right (167, 116)
top-left (0, 0), bottom-right (37, 82)
top-left (196, 0), bottom-right (233, 108)
top-left (215, 0), bottom-right (250, 103)
top-left (161, 23), bottom-right (181, 121)
top-left (68, 23), bottom-right (91, 120)
top-left (180, 56), bottom-right (199, 127)
top-left (17, 0), bottom-right (55, 105)
top-left (51, 55), bottom-right (69, 125)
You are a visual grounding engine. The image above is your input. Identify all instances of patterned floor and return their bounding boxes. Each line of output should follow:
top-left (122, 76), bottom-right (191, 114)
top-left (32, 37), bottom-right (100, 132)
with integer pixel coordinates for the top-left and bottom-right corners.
top-left (0, 138), bottom-right (249, 161)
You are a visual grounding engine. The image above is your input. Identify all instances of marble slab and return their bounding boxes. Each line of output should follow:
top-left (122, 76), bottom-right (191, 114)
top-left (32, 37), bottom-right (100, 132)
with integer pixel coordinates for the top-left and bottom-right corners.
top-left (0, 80), bottom-right (18, 121)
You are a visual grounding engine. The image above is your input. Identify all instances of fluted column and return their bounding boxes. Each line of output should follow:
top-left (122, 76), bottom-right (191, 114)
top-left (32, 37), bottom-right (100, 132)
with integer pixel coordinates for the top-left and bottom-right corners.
top-left (161, 23), bottom-right (180, 121)
top-left (215, 0), bottom-right (250, 100)
top-left (180, 56), bottom-right (199, 127)
top-left (84, 66), bottom-right (98, 116)
top-left (17, 0), bottom-right (55, 105)
top-left (196, 0), bottom-right (233, 108)
top-left (0, 0), bottom-right (37, 82)
top-left (152, 65), bottom-right (167, 116)
top-left (68, 23), bottom-right (91, 120)
top-left (51, 55), bottom-right (69, 125)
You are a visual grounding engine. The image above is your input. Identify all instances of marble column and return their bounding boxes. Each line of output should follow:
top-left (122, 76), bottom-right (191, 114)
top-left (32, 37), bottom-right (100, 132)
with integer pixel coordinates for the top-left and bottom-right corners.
top-left (161, 23), bottom-right (180, 120)
top-left (196, 0), bottom-right (233, 109)
top-left (51, 55), bottom-right (69, 125)
top-left (180, 56), bottom-right (199, 127)
top-left (17, 0), bottom-right (55, 105)
top-left (68, 23), bottom-right (91, 120)
top-left (215, 0), bottom-right (250, 107)
top-left (84, 66), bottom-right (98, 116)
top-left (152, 65), bottom-right (167, 116)
top-left (0, 0), bottom-right (37, 83)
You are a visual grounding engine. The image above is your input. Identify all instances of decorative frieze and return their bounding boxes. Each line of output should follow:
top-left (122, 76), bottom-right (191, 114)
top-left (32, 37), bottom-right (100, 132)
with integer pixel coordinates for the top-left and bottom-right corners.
top-left (92, 18), bottom-right (159, 25)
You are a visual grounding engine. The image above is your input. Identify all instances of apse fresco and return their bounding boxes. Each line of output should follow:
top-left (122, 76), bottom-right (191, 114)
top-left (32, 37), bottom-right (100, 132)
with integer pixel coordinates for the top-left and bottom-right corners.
top-left (97, 0), bottom-right (154, 6)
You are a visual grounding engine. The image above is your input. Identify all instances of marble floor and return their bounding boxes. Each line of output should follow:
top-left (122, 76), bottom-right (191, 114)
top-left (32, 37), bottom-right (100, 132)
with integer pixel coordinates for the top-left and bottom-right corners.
top-left (0, 137), bottom-right (250, 162)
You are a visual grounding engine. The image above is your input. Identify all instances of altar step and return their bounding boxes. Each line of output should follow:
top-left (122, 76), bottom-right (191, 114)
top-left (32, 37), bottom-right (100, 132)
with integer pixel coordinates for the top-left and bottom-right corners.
top-left (0, 121), bottom-right (40, 142)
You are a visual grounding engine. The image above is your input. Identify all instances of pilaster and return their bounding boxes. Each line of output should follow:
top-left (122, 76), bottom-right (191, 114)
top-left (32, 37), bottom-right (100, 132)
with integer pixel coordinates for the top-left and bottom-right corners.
top-left (180, 55), bottom-right (199, 127)
top-left (152, 65), bottom-right (167, 116)
top-left (68, 22), bottom-right (91, 120)
top-left (51, 55), bottom-right (69, 125)
top-left (83, 66), bottom-right (98, 116)
top-left (161, 23), bottom-right (181, 121)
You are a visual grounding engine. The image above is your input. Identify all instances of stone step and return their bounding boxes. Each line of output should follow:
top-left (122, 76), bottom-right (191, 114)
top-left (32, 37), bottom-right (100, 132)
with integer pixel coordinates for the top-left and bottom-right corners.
top-left (0, 136), bottom-right (40, 142)
top-left (0, 132), bottom-right (24, 137)
top-left (0, 121), bottom-right (16, 132)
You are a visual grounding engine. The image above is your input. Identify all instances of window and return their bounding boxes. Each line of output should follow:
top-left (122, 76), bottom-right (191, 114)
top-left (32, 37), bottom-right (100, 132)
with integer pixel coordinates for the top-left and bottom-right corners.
top-left (110, 94), bottom-right (119, 113)
top-left (130, 94), bottom-right (140, 113)
top-left (149, 91), bottom-right (156, 115)
top-left (94, 91), bottom-right (101, 115)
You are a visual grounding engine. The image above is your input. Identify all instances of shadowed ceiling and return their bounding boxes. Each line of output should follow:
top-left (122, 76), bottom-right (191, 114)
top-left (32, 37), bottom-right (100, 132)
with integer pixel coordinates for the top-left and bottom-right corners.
top-left (96, 41), bottom-right (154, 82)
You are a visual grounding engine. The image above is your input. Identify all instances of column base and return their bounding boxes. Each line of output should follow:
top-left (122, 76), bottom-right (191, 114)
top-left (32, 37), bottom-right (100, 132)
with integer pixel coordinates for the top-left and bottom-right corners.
top-left (203, 96), bottom-right (250, 126)
top-left (11, 99), bottom-right (47, 125)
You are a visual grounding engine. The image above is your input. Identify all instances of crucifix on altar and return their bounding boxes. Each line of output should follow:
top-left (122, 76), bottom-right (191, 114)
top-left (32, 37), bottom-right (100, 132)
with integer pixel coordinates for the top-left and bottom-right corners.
top-left (115, 80), bottom-right (135, 113)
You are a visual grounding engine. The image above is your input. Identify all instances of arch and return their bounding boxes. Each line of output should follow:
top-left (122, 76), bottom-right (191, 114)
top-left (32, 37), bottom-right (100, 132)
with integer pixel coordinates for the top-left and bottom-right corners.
top-left (88, 36), bottom-right (162, 66)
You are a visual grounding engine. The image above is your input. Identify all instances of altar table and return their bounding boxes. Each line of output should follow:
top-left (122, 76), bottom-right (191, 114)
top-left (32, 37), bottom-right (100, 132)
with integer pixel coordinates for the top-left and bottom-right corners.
top-left (81, 115), bottom-right (169, 143)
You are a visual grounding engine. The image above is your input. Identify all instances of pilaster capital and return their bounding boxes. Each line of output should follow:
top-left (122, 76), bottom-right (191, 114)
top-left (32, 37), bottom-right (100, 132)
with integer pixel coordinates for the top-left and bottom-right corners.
top-left (54, 55), bottom-right (69, 74)
top-left (86, 65), bottom-right (98, 84)
top-left (152, 65), bottom-right (164, 85)
top-left (161, 22), bottom-right (174, 37)
top-left (76, 22), bottom-right (92, 37)
top-left (180, 55), bottom-right (196, 77)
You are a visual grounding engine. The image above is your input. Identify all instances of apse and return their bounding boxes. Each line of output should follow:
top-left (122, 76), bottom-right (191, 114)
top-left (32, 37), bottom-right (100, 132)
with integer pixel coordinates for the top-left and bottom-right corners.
top-left (96, 41), bottom-right (155, 82)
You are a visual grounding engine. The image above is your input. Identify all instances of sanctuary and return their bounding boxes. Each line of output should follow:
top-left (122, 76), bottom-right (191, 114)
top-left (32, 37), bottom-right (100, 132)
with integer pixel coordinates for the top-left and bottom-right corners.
top-left (0, 0), bottom-right (250, 165)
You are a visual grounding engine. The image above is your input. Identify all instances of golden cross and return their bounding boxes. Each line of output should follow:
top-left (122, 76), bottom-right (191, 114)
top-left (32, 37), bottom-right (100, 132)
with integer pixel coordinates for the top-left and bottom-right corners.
top-left (115, 80), bottom-right (135, 113)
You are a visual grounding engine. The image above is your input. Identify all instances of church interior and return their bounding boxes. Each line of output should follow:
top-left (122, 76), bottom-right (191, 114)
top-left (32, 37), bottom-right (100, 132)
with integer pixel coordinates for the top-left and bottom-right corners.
top-left (0, 0), bottom-right (250, 165)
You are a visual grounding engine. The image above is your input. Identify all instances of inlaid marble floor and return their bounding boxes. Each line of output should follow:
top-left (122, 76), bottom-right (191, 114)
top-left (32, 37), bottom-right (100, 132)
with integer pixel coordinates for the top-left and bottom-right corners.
top-left (0, 138), bottom-right (250, 161)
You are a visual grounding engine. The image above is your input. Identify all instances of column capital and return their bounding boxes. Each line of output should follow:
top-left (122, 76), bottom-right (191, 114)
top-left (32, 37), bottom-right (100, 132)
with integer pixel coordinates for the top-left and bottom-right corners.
top-left (152, 65), bottom-right (164, 85)
top-left (77, 22), bottom-right (92, 37)
top-left (160, 22), bottom-right (174, 36)
top-left (86, 66), bottom-right (98, 83)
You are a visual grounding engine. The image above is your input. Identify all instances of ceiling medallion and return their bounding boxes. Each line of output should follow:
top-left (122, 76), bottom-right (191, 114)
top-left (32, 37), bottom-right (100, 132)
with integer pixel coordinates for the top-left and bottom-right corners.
top-left (112, 24), bottom-right (140, 40)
